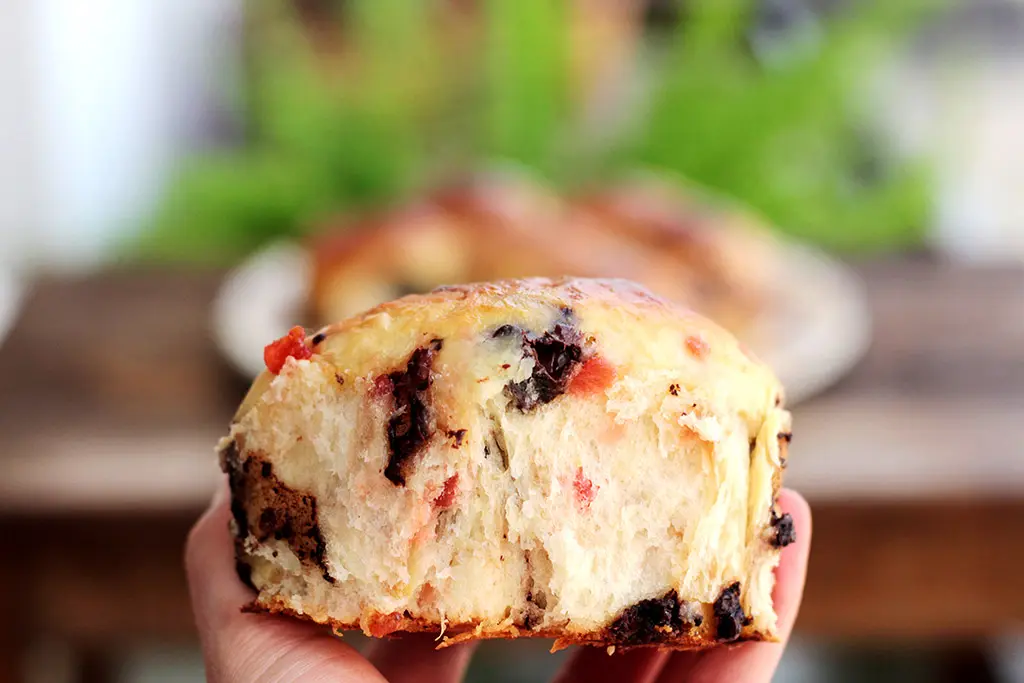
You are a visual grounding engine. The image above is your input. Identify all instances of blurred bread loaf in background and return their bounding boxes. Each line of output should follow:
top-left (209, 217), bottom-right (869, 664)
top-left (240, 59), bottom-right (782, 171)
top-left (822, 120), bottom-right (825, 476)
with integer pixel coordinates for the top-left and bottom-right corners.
top-left (310, 172), bottom-right (779, 336)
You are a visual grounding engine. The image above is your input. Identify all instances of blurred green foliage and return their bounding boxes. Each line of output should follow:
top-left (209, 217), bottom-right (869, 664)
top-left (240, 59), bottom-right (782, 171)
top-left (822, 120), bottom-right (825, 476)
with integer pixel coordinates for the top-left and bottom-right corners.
top-left (139, 0), bottom-right (941, 264)
top-left (622, 0), bottom-right (938, 251)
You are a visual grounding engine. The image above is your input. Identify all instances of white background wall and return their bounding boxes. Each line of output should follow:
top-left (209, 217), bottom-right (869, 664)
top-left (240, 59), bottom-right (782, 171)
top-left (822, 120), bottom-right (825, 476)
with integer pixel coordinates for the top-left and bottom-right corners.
top-left (878, 2), bottom-right (1024, 263)
top-left (0, 0), bottom-right (242, 271)
top-left (0, 2), bottom-right (43, 270)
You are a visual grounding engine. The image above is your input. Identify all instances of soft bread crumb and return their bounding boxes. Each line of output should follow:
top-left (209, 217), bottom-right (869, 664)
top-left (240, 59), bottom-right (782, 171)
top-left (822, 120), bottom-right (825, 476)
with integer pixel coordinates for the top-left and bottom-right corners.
top-left (222, 277), bottom-right (792, 650)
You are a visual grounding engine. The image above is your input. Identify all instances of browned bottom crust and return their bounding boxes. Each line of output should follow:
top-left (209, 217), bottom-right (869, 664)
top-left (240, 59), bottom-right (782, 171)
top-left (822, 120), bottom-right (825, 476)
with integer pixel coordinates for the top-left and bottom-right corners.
top-left (246, 597), bottom-right (774, 653)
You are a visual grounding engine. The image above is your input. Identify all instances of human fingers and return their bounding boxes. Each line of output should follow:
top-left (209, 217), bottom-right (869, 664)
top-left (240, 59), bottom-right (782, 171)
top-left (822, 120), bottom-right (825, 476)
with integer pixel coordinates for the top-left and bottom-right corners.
top-left (365, 633), bottom-right (477, 683)
top-left (553, 647), bottom-right (669, 683)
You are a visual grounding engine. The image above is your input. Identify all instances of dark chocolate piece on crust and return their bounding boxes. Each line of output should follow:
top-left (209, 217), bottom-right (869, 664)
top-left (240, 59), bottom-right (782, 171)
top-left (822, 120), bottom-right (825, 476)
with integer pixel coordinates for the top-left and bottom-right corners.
top-left (503, 311), bottom-right (584, 412)
top-left (608, 590), bottom-right (696, 646)
top-left (769, 511), bottom-right (796, 548)
top-left (713, 582), bottom-right (745, 641)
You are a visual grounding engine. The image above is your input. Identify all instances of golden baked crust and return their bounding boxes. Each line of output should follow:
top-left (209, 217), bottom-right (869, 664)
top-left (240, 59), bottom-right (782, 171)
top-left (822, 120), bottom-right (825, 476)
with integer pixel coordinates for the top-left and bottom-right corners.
top-left (251, 597), bottom-right (772, 652)
top-left (223, 277), bottom-right (793, 650)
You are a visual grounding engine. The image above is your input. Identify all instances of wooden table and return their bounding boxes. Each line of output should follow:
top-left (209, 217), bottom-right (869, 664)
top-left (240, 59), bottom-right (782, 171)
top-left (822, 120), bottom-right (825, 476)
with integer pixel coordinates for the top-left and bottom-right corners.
top-left (0, 259), bottom-right (1021, 682)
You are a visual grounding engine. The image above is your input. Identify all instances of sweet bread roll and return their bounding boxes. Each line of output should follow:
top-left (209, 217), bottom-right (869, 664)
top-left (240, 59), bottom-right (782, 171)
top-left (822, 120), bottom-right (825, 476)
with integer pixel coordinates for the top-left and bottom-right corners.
top-left (309, 174), bottom-right (691, 326)
top-left (220, 277), bottom-right (793, 650)
top-left (571, 177), bottom-right (778, 335)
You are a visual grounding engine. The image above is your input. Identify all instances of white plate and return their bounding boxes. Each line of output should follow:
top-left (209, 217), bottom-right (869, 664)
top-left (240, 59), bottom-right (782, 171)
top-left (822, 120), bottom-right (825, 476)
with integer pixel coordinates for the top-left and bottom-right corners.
top-left (211, 240), bottom-right (871, 405)
top-left (752, 241), bottom-right (872, 405)
top-left (211, 242), bottom-right (314, 379)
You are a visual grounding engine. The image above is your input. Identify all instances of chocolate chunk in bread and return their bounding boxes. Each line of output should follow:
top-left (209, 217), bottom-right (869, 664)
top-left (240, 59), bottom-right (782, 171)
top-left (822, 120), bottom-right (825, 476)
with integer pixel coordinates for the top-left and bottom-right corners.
top-left (713, 582), bottom-right (745, 641)
top-left (769, 511), bottom-right (796, 548)
top-left (608, 590), bottom-right (693, 645)
top-left (384, 339), bottom-right (443, 485)
top-left (221, 441), bottom-right (333, 583)
top-left (503, 311), bottom-right (584, 411)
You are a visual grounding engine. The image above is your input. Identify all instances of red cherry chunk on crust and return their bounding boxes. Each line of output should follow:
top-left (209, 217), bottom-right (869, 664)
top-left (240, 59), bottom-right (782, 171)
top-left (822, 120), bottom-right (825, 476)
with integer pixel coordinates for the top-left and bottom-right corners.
top-left (264, 326), bottom-right (313, 374)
